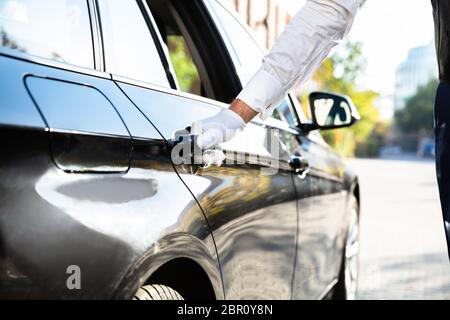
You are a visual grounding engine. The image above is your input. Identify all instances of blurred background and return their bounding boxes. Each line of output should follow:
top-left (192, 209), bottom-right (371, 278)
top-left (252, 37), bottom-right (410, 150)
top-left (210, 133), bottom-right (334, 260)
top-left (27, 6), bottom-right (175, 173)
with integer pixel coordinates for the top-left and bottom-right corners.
top-left (220, 0), bottom-right (450, 299)
top-left (216, 0), bottom-right (437, 159)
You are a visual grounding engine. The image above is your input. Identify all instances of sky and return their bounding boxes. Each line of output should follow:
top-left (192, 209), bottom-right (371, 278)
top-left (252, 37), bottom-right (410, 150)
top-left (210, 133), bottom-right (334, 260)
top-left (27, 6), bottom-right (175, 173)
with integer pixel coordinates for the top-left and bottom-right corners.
top-left (279, 0), bottom-right (436, 117)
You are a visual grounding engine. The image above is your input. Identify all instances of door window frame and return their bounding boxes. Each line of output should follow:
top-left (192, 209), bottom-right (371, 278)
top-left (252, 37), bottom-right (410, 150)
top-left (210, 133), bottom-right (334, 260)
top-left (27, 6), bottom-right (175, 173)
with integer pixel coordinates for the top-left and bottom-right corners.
top-left (142, 0), bottom-right (242, 104)
top-left (133, 0), bottom-right (179, 89)
top-left (94, 0), bottom-right (173, 88)
top-left (91, 0), bottom-right (307, 139)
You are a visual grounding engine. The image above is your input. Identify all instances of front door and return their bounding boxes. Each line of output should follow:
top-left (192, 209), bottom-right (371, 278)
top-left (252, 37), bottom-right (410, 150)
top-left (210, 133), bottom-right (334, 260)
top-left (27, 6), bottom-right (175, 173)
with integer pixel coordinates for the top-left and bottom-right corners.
top-left (130, 0), bottom-right (299, 298)
top-left (117, 81), bottom-right (298, 299)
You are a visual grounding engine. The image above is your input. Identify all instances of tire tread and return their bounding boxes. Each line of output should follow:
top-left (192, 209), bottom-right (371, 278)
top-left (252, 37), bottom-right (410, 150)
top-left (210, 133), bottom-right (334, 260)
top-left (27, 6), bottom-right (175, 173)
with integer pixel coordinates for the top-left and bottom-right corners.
top-left (133, 284), bottom-right (184, 300)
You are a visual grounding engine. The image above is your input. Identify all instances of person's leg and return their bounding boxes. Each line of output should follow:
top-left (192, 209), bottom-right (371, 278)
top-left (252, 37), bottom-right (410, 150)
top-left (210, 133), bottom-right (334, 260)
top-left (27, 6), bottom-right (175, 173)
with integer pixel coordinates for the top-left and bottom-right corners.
top-left (434, 82), bottom-right (450, 259)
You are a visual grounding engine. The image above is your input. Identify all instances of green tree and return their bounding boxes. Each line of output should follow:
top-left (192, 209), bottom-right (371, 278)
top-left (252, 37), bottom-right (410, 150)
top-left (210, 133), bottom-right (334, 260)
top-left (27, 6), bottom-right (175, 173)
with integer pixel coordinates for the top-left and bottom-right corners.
top-left (307, 41), bottom-right (382, 157)
top-left (168, 36), bottom-right (201, 93)
top-left (395, 79), bottom-right (438, 134)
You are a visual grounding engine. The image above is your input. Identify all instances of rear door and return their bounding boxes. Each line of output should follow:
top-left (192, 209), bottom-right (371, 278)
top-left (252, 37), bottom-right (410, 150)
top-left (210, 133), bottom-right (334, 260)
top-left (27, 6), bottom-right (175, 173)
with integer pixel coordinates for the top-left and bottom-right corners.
top-left (298, 130), bottom-right (349, 295)
top-left (116, 0), bottom-right (299, 299)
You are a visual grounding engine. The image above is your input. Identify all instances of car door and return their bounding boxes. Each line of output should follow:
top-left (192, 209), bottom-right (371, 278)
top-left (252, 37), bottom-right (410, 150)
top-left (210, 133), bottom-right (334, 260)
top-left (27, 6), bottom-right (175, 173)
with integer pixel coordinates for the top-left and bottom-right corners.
top-left (269, 95), bottom-right (339, 299)
top-left (123, 88), bottom-right (300, 299)
top-left (297, 129), bottom-right (349, 297)
top-left (260, 95), bottom-right (346, 300)
top-left (114, 0), bottom-right (299, 299)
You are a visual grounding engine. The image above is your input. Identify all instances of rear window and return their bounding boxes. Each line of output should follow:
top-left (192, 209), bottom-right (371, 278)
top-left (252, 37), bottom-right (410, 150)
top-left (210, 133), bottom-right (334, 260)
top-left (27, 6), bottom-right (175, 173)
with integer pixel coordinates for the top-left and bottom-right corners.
top-left (98, 0), bottom-right (170, 87)
top-left (0, 0), bottom-right (94, 68)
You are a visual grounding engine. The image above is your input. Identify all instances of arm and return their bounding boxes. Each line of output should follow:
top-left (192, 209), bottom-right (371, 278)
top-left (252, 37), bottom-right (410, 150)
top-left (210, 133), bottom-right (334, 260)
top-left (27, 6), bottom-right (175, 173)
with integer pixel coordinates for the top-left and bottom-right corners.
top-left (194, 0), bottom-right (366, 149)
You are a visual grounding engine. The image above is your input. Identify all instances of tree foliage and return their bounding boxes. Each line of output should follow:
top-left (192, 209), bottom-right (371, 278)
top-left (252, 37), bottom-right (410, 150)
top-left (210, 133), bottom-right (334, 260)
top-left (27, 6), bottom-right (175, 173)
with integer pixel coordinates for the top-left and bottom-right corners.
top-left (308, 41), bottom-right (382, 157)
top-left (168, 36), bottom-right (200, 93)
top-left (395, 79), bottom-right (438, 134)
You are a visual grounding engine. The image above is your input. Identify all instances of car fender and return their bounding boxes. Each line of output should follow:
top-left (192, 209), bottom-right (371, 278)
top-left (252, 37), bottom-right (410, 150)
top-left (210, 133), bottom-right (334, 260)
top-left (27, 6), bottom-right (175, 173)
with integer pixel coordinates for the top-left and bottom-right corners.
top-left (112, 232), bottom-right (224, 300)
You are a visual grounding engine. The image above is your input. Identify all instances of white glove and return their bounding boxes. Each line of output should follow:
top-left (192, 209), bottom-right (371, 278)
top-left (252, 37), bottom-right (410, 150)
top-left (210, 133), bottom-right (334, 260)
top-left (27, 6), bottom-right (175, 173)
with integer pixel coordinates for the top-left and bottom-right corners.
top-left (191, 108), bottom-right (245, 149)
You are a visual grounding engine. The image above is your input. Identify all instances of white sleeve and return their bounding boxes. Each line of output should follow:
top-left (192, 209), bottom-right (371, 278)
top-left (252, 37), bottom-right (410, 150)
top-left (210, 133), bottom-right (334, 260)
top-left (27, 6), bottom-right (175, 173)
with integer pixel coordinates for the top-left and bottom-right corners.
top-left (237, 0), bottom-right (365, 119)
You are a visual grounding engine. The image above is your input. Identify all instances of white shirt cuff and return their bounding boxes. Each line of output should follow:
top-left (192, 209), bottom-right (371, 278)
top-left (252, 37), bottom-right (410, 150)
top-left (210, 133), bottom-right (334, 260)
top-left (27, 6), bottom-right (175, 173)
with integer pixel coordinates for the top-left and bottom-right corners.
top-left (236, 68), bottom-right (284, 114)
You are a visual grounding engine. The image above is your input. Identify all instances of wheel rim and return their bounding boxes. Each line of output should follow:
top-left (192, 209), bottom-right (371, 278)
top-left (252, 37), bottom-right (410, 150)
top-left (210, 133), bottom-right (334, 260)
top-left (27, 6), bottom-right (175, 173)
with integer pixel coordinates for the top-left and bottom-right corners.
top-left (344, 206), bottom-right (360, 300)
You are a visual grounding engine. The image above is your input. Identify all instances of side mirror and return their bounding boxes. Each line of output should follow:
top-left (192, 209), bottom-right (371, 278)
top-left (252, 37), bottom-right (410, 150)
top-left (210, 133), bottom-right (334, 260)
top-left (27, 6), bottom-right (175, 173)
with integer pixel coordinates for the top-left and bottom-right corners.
top-left (308, 92), bottom-right (360, 130)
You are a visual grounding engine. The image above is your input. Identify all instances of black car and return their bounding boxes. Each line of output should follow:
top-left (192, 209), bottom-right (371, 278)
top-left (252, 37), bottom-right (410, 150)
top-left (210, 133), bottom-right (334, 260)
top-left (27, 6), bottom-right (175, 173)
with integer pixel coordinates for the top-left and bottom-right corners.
top-left (0, 0), bottom-right (361, 300)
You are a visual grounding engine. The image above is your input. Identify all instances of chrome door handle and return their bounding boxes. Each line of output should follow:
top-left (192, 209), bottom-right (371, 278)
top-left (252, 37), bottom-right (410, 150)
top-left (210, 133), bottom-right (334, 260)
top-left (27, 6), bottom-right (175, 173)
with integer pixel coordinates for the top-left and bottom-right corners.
top-left (289, 155), bottom-right (310, 178)
top-left (169, 133), bottom-right (225, 168)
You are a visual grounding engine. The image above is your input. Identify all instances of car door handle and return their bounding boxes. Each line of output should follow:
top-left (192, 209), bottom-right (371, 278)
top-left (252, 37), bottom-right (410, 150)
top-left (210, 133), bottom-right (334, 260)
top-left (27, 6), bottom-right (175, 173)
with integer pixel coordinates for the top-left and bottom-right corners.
top-left (289, 155), bottom-right (310, 177)
top-left (168, 133), bottom-right (225, 167)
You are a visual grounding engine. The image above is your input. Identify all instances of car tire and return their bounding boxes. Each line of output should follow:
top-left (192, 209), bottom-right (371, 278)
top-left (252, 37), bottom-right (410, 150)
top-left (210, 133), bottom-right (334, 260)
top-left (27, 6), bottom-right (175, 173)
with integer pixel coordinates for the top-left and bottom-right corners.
top-left (133, 284), bottom-right (184, 300)
top-left (332, 195), bottom-right (360, 300)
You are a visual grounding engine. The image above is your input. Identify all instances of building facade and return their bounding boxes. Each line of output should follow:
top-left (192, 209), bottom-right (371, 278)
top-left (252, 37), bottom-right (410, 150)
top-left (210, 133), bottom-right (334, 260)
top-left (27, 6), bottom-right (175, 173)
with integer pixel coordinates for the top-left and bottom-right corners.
top-left (394, 42), bottom-right (438, 110)
top-left (224, 0), bottom-right (293, 50)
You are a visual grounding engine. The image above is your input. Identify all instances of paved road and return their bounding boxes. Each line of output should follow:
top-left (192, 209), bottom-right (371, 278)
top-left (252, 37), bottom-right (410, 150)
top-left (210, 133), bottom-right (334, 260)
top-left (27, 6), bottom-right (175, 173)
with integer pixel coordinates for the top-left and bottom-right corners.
top-left (348, 158), bottom-right (450, 300)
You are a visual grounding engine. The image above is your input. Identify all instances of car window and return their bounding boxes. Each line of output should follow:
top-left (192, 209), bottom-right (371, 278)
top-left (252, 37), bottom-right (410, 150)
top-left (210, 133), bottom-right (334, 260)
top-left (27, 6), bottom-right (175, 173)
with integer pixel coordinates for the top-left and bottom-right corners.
top-left (272, 97), bottom-right (298, 127)
top-left (207, 0), bottom-right (264, 85)
top-left (167, 35), bottom-right (202, 95)
top-left (148, 0), bottom-right (217, 100)
top-left (0, 0), bottom-right (94, 68)
top-left (98, 0), bottom-right (170, 87)
top-left (148, 2), bottom-right (207, 97)
top-left (289, 92), bottom-right (311, 124)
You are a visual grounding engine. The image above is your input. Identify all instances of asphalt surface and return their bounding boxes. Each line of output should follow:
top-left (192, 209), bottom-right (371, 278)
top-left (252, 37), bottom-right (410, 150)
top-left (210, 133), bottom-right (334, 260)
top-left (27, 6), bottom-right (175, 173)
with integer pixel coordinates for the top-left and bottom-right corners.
top-left (349, 157), bottom-right (450, 300)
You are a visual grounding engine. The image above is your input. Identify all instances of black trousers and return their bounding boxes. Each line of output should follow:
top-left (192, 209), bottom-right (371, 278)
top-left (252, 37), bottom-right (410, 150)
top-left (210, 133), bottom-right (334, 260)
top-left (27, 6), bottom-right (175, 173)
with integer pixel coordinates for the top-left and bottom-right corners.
top-left (434, 82), bottom-right (450, 258)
